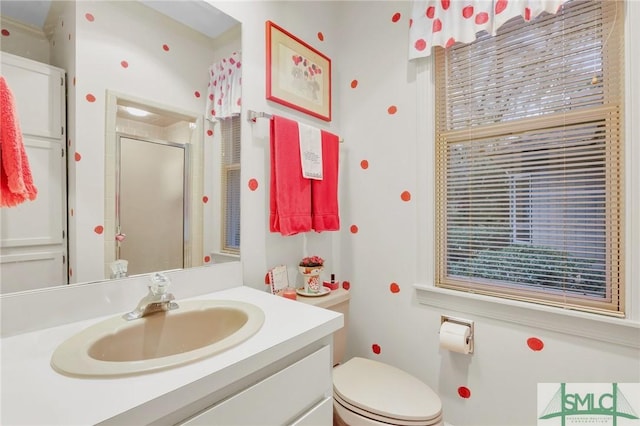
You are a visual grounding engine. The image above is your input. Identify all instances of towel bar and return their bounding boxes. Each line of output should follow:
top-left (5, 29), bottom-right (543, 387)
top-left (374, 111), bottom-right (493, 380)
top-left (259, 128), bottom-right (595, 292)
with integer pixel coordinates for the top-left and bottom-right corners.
top-left (247, 109), bottom-right (343, 143)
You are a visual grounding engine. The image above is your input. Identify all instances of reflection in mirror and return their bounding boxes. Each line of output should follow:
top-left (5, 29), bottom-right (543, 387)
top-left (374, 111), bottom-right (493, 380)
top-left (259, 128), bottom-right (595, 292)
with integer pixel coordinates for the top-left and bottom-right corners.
top-left (105, 92), bottom-right (202, 278)
top-left (116, 112), bottom-right (192, 277)
top-left (117, 134), bottom-right (188, 276)
top-left (0, 1), bottom-right (241, 295)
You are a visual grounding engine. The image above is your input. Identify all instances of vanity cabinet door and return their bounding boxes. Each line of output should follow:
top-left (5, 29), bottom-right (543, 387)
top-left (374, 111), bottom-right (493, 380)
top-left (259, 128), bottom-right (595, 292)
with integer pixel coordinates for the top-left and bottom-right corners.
top-left (290, 397), bottom-right (333, 426)
top-left (181, 345), bottom-right (331, 426)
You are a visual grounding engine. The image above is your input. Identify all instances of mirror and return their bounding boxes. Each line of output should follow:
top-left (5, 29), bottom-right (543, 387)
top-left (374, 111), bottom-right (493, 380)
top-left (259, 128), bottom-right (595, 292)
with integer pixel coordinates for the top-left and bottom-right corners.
top-left (0, 0), bottom-right (241, 294)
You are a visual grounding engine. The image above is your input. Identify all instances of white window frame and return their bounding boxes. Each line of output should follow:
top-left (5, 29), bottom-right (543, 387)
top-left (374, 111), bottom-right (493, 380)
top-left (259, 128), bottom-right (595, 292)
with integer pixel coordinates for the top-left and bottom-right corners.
top-left (220, 116), bottom-right (241, 255)
top-left (414, 1), bottom-right (640, 347)
top-left (508, 173), bottom-right (533, 245)
top-left (209, 116), bottom-right (241, 262)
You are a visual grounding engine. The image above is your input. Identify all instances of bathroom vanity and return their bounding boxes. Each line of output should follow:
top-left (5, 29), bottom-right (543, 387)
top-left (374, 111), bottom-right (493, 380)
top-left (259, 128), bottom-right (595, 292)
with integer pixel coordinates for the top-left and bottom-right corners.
top-left (0, 264), bottom-right (342, 425)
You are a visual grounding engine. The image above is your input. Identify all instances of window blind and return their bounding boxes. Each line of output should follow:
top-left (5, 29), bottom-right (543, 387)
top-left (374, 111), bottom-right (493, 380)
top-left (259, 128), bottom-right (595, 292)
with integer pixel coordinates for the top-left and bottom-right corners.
top-left (434, 0), bottom-right (624, 316)
top-left (221, 115), bottom-right (241, 253)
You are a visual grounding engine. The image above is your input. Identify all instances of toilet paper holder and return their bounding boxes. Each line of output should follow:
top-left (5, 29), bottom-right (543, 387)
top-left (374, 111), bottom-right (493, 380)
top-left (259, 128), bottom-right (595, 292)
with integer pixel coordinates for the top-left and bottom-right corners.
top-left (440, 315), bottom-right (474, 354)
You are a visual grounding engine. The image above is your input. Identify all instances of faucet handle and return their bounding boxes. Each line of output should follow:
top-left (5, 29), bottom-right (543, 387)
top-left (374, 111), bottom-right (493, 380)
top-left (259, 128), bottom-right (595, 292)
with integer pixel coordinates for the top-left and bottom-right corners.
top-left (149, 272), bottom-right (171, 295)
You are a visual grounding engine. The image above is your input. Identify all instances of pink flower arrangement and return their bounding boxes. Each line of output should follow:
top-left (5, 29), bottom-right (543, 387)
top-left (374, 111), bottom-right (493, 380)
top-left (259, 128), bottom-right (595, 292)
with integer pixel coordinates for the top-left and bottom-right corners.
top-left (299, 255), bottom-right (324, 267)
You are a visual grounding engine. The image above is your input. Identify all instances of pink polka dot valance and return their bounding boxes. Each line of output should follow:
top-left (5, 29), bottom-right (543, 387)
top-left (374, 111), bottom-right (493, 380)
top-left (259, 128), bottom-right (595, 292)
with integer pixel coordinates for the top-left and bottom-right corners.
top-left (409, 0), bottom-right (570, 60)
top-left (207, 51), bottom-right (242, 120)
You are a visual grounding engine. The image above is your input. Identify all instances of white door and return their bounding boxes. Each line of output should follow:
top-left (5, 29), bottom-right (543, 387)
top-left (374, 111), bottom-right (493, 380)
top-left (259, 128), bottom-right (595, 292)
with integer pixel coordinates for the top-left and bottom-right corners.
top-left (117, 136), bottom-right (185, 276)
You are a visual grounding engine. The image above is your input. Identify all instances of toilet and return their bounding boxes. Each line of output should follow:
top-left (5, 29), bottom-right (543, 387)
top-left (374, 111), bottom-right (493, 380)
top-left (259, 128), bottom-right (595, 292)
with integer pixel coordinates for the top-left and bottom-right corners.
top-left (297, 288), bottom-right (443, 426)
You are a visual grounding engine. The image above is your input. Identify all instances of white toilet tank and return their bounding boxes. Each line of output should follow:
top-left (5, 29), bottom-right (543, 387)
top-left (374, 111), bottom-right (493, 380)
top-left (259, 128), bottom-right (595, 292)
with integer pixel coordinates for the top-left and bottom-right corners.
top-left (296, 288), bottom-right (349, 366)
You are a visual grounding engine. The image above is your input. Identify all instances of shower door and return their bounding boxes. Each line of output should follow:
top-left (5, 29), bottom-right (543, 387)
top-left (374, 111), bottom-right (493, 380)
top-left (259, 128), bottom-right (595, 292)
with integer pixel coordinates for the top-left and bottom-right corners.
top-left (117, 136), bottom-right (187, 276)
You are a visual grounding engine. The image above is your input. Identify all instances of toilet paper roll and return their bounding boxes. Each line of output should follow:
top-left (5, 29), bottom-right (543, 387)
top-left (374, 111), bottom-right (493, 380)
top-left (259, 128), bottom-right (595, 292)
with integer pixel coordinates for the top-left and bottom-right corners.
top-left (439, 321), bottom-right (472, 354)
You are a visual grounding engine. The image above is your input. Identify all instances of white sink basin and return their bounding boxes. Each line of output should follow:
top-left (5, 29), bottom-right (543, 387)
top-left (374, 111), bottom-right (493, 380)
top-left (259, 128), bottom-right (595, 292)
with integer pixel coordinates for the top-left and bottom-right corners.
top-left (51, 299), bottom-right (265, 377)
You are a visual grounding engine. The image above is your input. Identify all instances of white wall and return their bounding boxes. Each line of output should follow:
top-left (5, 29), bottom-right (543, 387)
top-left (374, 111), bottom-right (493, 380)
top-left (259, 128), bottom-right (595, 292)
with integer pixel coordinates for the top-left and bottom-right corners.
top-left (4, 1), bottom-right (638, 424)
top-left (48, 1), bottom-right (233, 284)
top-left (214, 2), bottom-right (640, 425)
top-left (210, 1), bottom-right (343, 290)
top-left (205, 27), bottom-right (241, 263)
top-left (3, 1), bottom-right (242, 285)
top-left (0, 17), bottom-right (50, 63)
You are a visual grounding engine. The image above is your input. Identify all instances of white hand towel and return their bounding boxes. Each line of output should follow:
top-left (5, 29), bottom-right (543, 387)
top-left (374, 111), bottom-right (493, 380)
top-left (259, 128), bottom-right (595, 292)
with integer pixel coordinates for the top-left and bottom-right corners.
top-left (298, 122), bottom-right (323, 180)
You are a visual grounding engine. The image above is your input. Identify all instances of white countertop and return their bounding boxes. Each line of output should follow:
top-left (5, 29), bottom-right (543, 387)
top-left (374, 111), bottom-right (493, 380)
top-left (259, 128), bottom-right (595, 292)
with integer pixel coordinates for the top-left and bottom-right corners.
top-left (0, 286), bottom-right (343, 425)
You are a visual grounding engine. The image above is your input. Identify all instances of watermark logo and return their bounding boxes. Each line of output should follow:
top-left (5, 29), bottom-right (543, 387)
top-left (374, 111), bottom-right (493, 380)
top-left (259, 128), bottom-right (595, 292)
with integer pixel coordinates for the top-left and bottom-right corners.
top-left (538, 383), bottom-right (640, 426)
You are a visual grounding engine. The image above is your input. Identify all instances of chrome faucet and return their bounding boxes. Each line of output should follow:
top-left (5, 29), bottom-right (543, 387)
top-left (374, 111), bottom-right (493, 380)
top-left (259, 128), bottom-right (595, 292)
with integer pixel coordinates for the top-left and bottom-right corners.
top-left (122, 272), bottom-right (179, 321)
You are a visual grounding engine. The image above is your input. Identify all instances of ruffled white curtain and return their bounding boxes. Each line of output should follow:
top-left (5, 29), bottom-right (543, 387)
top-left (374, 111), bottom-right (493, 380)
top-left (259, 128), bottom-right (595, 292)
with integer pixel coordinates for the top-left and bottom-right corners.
top-left (206, 51), bottom-right (242, 120)
top-left (409, 0), bottom-right (570, 60)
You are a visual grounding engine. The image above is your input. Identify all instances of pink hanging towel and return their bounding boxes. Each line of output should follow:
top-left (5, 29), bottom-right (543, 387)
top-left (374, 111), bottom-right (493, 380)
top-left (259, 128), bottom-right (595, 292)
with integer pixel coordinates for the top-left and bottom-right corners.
top-left (311, 130), bottom-right (340, 232)
top-left (269, 115), bottom-right (312, 235)
top-left (0, 76), bottom-right (37, 208)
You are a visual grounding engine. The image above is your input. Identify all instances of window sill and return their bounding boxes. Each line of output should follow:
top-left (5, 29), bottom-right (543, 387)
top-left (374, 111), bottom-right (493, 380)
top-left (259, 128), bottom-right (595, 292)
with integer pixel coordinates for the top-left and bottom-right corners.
top-left (414, 284), bottom-right (640, 349)
top-left (210, 252), bottom-right (240, 264)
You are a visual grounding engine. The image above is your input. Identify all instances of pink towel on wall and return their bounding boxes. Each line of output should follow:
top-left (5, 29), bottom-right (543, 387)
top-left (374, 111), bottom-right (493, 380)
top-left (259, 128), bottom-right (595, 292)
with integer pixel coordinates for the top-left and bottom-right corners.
top-left (312, 130), bottom-right (340, 231)
top-left (0, 76), bottom-right (37, 208)
top-left (270, 115), bottom-right (312, 235)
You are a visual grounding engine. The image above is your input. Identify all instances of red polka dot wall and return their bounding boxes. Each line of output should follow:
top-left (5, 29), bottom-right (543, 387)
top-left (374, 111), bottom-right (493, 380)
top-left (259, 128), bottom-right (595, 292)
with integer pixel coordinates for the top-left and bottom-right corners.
top-left (43, 3), bottom-right (229, 284)
top-left (343, 8), bottom-right (429, 367)
top-left (527, 337), bottom-right (545, 351)
top-left (444, 338), bottom-right (545, 401)
top-left (458, 386), bottom-right (471, 399)
top-left (372, 344), bottom-right (381, 355)
top-left (342, 11), bottom-right (493, 407)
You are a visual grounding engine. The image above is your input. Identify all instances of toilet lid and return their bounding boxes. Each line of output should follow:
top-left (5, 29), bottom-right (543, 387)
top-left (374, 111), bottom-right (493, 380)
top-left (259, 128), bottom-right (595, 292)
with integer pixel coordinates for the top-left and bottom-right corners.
top-left (333, 357), bottom-right (442, 423)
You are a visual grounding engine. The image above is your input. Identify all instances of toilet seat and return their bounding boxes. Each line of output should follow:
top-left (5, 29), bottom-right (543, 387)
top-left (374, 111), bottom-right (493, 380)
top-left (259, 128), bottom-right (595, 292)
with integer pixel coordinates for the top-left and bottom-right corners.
top-left (334, 392), bottom-right (443, 426)
top-left (333, 357), bottom-right (443, 426)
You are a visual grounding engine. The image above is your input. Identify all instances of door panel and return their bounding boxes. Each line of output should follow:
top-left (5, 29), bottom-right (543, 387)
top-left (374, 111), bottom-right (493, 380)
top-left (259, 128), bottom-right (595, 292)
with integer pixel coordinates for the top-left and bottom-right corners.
top-left (118, 137), bottom-right (184, 276)
top-left (0, 138), bottom-right (64, 247)
top-left (1, 53), bottom-right (63, 138)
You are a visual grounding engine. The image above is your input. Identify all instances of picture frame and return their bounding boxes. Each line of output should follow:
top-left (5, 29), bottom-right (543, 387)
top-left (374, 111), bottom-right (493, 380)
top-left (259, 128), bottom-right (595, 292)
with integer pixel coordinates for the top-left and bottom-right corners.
top-left (266, 21), bottom-right (332, 122)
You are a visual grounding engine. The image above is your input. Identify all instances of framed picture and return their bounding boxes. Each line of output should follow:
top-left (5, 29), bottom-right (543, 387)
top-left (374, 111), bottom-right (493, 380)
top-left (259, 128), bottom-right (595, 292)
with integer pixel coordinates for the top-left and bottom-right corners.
top-left (266, 21), bottom-right (332, 122)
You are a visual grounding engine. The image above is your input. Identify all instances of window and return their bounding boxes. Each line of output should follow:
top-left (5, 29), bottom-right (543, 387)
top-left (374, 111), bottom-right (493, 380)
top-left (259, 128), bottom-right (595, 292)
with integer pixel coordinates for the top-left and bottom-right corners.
top-left (220, 116), bottom-right (241, 254)
top-left (434, 0), bottom-right (624, 316)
